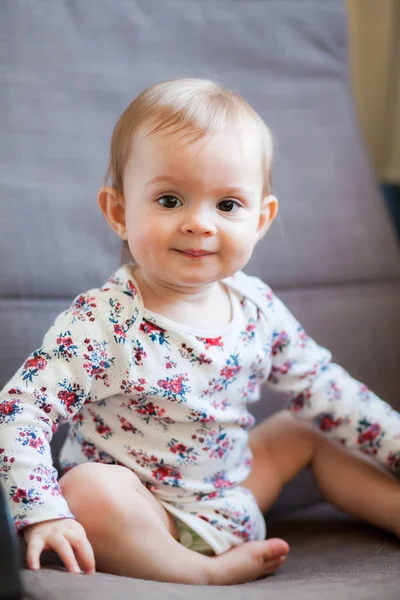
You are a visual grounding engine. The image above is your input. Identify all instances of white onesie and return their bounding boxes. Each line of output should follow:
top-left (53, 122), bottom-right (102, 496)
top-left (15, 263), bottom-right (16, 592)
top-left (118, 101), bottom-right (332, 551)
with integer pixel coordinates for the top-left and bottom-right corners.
top-left (0, 265), bottom-right (399, 554)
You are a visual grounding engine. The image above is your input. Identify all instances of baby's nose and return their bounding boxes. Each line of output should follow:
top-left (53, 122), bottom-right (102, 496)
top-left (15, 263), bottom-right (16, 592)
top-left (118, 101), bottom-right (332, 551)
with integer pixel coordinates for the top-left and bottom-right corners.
top-left (181, 209), bottom-right (217, 235)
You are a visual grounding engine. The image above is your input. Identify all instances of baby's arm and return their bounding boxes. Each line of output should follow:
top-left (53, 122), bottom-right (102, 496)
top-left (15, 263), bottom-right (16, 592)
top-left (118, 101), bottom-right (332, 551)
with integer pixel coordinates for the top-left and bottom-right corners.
top-left (262, 285), bottom-right (400, 472)
top-left (0, 286), bottom-right (137, 535)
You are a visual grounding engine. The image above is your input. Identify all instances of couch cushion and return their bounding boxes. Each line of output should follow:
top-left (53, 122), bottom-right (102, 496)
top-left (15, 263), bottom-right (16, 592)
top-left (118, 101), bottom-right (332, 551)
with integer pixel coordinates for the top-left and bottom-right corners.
top-left (21, 504), bottom-right (400, 599)
top-left (1, 0), bottom-right (399, 302)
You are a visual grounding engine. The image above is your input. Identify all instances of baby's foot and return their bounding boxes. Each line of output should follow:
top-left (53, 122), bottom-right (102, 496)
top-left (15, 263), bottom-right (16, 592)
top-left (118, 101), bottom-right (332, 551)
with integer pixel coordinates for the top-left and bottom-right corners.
top-left (206, 538), bottom-right (290, 585)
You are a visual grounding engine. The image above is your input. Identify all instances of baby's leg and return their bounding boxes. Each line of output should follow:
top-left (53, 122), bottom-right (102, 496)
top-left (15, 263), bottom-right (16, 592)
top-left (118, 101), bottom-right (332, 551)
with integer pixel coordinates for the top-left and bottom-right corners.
top-left (244, 411), bottom-right (400, 537)
top-left (60, 463), bottom-right (289, 585)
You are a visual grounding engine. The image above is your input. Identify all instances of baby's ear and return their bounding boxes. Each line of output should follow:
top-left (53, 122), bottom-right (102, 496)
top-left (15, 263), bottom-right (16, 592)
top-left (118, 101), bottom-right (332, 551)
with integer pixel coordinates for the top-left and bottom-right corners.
top-left (256, 195), bottom-right (278, 242)
top-left (98, 186), bottom-right (127, 240)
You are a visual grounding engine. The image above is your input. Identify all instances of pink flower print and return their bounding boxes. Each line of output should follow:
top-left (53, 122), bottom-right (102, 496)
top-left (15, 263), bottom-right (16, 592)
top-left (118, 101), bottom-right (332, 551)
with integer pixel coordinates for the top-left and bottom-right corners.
top-left (356, 419), bottom-right (383, 455)
top-left (80, 440), bottom-right (97, 459)
top-left (33, 388), bottom-right (52, 414)
top-left (136, 402), bottom-right (160, 417)
top-left (241, 361), bottom-right (266, 398)
top-left (202, 379), bottom-right (224, 397)
top-left (201, 427), bottom-right (234, 460)
top-left (125, 279), bottom-right (138, 297)
top-left (97, 425), bottom-right (110, 436)
top-left (297, 326), bottom-right (310, 349)
top-left (164, 356), bottom-right (177, 369)
top-left (271, 331), bottom-right (290, 356)
top-left (195, 336), bottom-right (224, 351)
top-left (202, 354), bottom-right (241, 397)
top-left (358, 384), bottom-right (372, 403)
top-left (0, 399), bottom-right (23, 424)
top-left (279, 361), bottom-right (293, 375)
top-left (240, 320), bottom-right (256, 345)
top-left (126, 449), bottom-right (183, 488)
top-left (58, 390), bottom-right (78, 409)
top-left (180, 344), bottom-right (213, 366)
top-left (206, 471), bottom-right (234, 489)
top-left (17, 427), bottom-right (46, 454)
top-left (72, 412), bottom-right (84, 427)
top-left (168, 439), bottom-right (198, 465)
top-left (219, 354), bottom-right (241, 386)
top-left (71, 294), bottom-right (97, 323)
top-left (133, 402), bottom-right (175, 430)
top-left (140, 320), bottom-right (171, 348)
top-left (288, 389), bottom-right (311, 412)
top-left (216, 506), bottom-right (254, 542)
top-left (188, 408), bottom-right (216, 424)
top-left (197, 353), bottom-right (213, 366)
top-left (126, 446), bottom-right (158, 466)
top-left (196, 490), bottom-right (221, 502)
top-left (22, 350), bottom-right (50, 383)
top-left (108, 298), bottom-right (138, 344)
top-left (386, 450), bottom-right (400, 471)
top-left (327, 381), bottom-right (342, 401)
top-left (299, 363), bottom-right (319, 381)
top-left (198, 514), bottom-right (222, 530)
top-left (209, 435), bottom-right (231, 459)
top-left (54, 332), bottom-right (78, 361)
top-left (169, 442), bottom-right (187, 455)
top-left (57, 380), bottom-right (85, 415)
top-left (114, 323), bottom-right (125, 338)
top-left (82, 338), bottom-right (115, 386)
top-left (264, 290), bottom-right (274, 307)
top-left (29, 465), bottom-right (62, 497)
top-left (120, 377), bottom-right (147, 394)
top-left (0, 449), bottom-right (16, 481)
top-left (118, 415), bottom-right (143, 436)
top-left (237, 412), bottom-right (256, 429)
top-left (211, 398), bottom-right (229, 411)
top-left (88, 409), bottom-right (113, 440)
top-left (156, 374), bottom-right (190, 402)
top-left (15, 518), bottom-right (31, 530)
top-left (152, 463), bottom-right (182, 484)
top-left (8, 387), bottom-right (22, 395)
top-left (133, 341), bottom-right (147, 366)
top-left (268, 362), bottom-right (295, 385)
top-left (10, 486), bottom-right (41, 506)
top-left (313, 413), bottom-right (348, 432)
top-left (134, 378), bottom-right (146, 392)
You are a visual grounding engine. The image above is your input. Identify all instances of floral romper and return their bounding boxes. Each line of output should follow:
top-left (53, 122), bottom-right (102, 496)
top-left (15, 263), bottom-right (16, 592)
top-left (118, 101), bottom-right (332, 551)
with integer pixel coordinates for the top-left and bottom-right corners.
top-left (0, 266), bottom-right (399, 555)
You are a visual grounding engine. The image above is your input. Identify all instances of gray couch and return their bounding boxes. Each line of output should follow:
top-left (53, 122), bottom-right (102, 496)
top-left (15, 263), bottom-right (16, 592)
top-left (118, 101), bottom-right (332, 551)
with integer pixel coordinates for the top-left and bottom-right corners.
top-left (1, 1), bottom-right (400, 598)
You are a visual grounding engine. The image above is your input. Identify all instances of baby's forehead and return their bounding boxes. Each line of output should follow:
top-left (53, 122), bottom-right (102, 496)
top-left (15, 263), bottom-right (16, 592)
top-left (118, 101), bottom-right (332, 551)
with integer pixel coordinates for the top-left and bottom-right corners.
top-left (133, 119), bottom-right (264, 158)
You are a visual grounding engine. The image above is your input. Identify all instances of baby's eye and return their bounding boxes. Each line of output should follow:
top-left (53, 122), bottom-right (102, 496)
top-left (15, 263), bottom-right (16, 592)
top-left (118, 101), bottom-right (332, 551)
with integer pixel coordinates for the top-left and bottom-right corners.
top-left (157, 195), bottom-right (183, 209)
top-left (217, 199), bottom-right (240, 213)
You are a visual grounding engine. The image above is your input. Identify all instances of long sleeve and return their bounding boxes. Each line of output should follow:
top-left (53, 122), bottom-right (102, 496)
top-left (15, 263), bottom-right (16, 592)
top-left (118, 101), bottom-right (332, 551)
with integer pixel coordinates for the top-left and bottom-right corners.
top-left (0, 285), bottom-right (139, 530)
top-left (262, 284), bottom-right (400, 473)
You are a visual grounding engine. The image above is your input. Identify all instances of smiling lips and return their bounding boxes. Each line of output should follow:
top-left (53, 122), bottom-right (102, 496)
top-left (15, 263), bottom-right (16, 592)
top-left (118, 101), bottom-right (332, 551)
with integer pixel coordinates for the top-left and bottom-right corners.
top-left (175, 249), bottom-right (215, 257)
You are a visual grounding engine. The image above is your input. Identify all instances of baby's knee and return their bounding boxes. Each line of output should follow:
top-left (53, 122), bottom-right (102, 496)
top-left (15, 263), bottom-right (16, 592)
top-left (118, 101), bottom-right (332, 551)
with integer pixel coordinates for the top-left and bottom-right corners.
top-left (60, 462), bottom-right (141, 527)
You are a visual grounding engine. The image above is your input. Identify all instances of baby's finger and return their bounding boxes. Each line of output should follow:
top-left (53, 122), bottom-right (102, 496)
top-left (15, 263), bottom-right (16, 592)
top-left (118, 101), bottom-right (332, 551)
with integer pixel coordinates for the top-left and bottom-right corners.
top-left (26, 538), bottom-right (45, 571)
top-left (50, 535), bottom-right (82, 574)
top-left (66, 530), bottom-right (96, 574)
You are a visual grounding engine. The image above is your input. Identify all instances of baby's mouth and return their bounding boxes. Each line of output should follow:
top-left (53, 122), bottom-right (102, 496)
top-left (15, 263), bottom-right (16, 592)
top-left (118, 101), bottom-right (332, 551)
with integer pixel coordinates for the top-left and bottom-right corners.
top-left (174, 249), bottom-right (215, 257)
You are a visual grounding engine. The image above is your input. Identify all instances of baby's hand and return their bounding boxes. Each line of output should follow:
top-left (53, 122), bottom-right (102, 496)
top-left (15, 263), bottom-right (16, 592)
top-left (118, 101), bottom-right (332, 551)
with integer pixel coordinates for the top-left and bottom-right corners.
top-left (23, 518), bottom-right (95, 575)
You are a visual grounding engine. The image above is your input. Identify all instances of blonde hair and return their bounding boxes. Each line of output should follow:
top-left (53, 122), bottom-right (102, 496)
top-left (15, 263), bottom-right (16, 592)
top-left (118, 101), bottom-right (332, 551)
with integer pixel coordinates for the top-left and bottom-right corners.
top-left (104, 78), bottom-right (274, 197)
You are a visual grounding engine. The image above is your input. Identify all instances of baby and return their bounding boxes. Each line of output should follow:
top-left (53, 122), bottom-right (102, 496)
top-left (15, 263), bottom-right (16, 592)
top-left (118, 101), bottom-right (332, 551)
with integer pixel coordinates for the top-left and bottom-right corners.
top-left (1, 78), bottom-right (400, 586)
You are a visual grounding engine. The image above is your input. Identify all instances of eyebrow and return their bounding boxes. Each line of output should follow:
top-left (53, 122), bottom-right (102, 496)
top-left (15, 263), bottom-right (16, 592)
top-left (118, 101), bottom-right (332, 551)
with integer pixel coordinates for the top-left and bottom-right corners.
top-left (146, 175), bottom-right (254, 198)
top-left (146, 175), bottom-right (185, 186)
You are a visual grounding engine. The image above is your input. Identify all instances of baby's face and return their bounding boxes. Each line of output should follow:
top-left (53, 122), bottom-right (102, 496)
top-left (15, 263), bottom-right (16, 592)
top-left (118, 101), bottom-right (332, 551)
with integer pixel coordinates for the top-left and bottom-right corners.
top-left (122, 123), bottom-right (271, 291)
